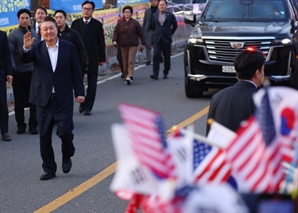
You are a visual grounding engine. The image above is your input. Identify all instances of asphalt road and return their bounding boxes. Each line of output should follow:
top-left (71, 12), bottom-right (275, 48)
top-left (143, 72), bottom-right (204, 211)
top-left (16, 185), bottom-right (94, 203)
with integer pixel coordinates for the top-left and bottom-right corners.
top-left (0, 53), bottom-right (219, 213)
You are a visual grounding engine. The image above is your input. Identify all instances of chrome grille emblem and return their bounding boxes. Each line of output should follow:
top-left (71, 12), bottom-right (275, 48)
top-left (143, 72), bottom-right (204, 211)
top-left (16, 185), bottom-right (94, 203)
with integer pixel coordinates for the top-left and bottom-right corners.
top-left (230, 42), bottom-right (245, 49)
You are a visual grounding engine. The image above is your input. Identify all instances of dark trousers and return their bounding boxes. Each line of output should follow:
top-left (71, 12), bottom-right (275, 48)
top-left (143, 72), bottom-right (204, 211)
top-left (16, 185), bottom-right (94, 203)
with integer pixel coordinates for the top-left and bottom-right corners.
top-left (0, 82), bottom-right (9, 135)
top-left (152, 40), bottom-right (171, 77)
top-left (81, 74), bottom-right (97, 112)
top-left (37, 98), bottom-right (75, 174)
top-left (12, 72), bottom-right (37, 129)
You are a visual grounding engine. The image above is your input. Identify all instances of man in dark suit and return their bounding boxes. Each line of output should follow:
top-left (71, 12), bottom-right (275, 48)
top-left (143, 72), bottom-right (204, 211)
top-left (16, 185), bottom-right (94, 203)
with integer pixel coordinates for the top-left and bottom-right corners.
top-left (21, 16), bottom-right (85, 180)
top-left (8, 8), bottom-right (39, 135)
top-left (71, 0), bottom-right (106, 116)
top-left (54, 10), bottom-right (89, 72)
top-left (150, 0), bottom-right (177, 80)
top-left (30, 6), bottom-right (47, 40)
top-left (206, 49), bottom-right (265, 134)
top-left (143, 0), bottom-right (159, 66)
top-left (0, 30), bottom-right (13, 141)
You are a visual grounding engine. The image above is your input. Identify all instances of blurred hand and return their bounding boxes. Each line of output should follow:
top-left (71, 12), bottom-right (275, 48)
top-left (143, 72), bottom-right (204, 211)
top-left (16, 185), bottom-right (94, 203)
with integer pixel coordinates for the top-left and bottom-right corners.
top-left (141, 45), bottom-right (145, 51)
top-left (23, 32), bottom-right (35, 49)
top-left (113, 41), bottom-right (117, 47)
top-left (75, 96), bottom-right (85, 103)
top-left (6, 75), bottom-right (13, 83)
top-left (99, 62), bottom-right (104, 66)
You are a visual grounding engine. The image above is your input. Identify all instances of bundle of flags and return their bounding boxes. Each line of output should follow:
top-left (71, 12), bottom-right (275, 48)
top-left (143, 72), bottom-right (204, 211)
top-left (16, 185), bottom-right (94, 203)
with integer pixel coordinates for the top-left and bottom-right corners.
top-left (110, 86), bottom-right (298, 212)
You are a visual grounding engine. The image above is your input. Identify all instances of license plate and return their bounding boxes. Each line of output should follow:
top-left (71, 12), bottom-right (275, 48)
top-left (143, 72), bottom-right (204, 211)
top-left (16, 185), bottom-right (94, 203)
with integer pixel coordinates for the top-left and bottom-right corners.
top-left (222, 66), bottom-right (236, 73)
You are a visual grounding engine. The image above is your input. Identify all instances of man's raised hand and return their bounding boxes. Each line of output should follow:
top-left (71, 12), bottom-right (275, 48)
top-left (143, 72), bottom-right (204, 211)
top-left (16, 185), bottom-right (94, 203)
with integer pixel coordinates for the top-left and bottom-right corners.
top-left (23, 31), bottom-right (35, 49)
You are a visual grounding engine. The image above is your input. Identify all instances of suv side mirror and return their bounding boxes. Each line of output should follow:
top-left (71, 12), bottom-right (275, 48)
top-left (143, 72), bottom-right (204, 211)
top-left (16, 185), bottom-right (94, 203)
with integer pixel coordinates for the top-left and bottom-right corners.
top-left (184, 14), bottom-right (197, 27)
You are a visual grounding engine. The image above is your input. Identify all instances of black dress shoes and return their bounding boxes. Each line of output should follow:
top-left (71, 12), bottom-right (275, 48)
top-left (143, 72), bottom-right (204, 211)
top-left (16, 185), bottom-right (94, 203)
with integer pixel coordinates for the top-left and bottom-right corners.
top-left (17, 127), bottom-right (26, 134)
top-left (62, 158), bottom-right (72, 173)
top-left (40, 172), bottom-right (56, 180)
top-left (150, 75), bottom-right (158, 80)
top-left (29, 127), bottom-right (38, 135)
top-left (84, 109), bottom-right (91, 116)
top-left (2, 133), bottom-right (11, 141)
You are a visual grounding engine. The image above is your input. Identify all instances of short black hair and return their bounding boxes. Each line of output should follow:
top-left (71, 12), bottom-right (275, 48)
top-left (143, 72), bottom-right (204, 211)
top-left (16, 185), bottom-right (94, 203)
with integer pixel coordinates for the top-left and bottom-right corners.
top-left (40, 16), bottom-right (57, 28)
top-left (54, 10), bottom-right (67, 18)
top-left (158, 0), bottom-right (168, 5)
top-left (17, 8), bottom-right (31, 18)
top-left (234, 49), bottom-right (265, 80)
top-left (122, 5), bottom-right (133, 14)
top-left (35, 6), bottom-right (48, 15)
top-left (82, 1), bottom-right (95, 10)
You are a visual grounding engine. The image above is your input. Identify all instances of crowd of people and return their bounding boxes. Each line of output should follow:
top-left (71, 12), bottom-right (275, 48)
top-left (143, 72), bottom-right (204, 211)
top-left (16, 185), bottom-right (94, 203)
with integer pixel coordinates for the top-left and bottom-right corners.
top-left (0, 0), bottom-right (178, 180)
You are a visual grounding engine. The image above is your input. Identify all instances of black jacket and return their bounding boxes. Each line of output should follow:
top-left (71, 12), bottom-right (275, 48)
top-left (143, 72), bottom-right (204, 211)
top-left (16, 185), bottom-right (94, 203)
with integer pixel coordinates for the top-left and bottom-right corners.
top-left (0, 30), bottom-right (12, 83)
top-left (206, 81), bottom-right (257, 134)
top-left (71, 18), bottom-right (106, 75)
top-left (58, 25), bottom-right (89, 73)
top-left (152, 11), bottom-right (177, 44)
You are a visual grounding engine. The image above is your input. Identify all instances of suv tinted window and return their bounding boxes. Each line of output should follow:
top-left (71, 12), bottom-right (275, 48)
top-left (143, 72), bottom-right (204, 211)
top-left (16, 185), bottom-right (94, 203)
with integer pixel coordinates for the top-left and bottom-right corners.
top-left (204, 0), bottom-right (289, 21)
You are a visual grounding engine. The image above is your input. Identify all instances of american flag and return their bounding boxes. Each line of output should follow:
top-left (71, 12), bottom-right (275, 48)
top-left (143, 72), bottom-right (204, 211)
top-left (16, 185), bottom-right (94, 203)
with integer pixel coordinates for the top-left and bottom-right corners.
top-left (192, 139), bottom-right (231, 185)
top-left (226, 90), bottom-right (284, 193)
top-left (118, 103), bottom-right (176, 179)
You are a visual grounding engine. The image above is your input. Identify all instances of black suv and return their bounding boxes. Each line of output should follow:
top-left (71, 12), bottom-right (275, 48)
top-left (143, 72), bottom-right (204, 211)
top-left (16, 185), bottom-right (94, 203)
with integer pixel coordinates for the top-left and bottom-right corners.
top-left (184, 0), bottom-right (298, 97)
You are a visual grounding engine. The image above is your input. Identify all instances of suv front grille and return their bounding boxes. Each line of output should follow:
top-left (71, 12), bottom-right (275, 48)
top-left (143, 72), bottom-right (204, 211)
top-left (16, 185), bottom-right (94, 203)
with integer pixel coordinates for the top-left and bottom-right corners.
top-left (203, 37), bottom-right (275, 63)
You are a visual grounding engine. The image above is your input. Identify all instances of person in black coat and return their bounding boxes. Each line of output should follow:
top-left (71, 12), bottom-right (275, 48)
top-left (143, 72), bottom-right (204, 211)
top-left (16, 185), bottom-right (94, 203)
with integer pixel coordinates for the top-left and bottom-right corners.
top-left (150, 0), bottom-right (177, 80)
top-left (54, 10), bottom-right (89, 72)
top-left (206, 49), bottom-right (265, 135)
top-left (21, 17), bottom-right (85, 180)
top-left (0, 30), bottom-right (13, 141)
top-left (71, 0), bottom-right (106, 116)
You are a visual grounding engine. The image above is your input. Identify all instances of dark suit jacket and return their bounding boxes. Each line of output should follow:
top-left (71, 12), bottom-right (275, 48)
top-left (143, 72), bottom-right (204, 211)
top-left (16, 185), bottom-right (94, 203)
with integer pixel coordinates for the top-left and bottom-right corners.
top-left (206, 81), bottom-right (258, 134)
top-left (30, 22), bottom-right (42, 40)
top-left (0, 31), bottom-right (12, 83)
top-left (71, 18), bottom-right (105, 75)
top-left (58, 25), bottom-right (89, 72)
top-left (152, 11), bottom-right (177, 44)
top-left (20, 40), bottom-right (84, 107)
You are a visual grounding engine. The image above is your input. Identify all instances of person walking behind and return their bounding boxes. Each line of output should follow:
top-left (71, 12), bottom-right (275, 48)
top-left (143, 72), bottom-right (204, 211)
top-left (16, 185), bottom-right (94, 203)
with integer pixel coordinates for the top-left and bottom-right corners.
top-left (143, 0), bottom-right (163, 65)
top-left (206, 49), bottom-right (265, 135)
top-left (71, 0), bottom-right (106, 116)
top-left (112, 5), bottom-right (145, 85)
top-left (150, 0), bottom-right (177, 80)
top-left (54, 10), bottom-right (89, 73)
top-left (21, 16), bottom-right (85, 180)
top-left (8, 9), bottom-right (39, 134)
top-left (30, 6), bottom-right (47, 40)
top-left (0, 30), bottom-right (13, 141)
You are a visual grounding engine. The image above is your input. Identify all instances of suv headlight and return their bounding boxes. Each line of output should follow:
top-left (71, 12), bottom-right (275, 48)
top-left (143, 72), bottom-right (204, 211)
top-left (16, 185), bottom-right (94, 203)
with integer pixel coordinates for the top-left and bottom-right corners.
top-left (271, 38), bottom-right (292, 45)
top-left (188, 38), bottom-right (204, 44)
top-left (188, 27), bottom-right (204, 44)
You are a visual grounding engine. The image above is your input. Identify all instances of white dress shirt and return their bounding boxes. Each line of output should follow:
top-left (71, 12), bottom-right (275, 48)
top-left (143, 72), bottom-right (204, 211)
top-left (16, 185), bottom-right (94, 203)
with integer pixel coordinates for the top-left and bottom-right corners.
top-left (46, 39), bottom-right (59, 93)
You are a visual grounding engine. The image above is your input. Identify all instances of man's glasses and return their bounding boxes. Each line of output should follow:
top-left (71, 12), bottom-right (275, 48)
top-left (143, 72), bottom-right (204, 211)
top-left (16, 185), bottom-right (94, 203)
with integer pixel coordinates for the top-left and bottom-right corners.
top-left (82, 7), bottom-right (93, 11)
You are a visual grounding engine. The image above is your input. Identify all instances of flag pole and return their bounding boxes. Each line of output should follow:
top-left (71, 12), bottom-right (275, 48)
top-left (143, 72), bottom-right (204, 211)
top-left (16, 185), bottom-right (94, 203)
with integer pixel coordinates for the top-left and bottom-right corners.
top-left (171, 125), bottom-right (225, 149)
top-left (283, 140), bottom-right (298, 194)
